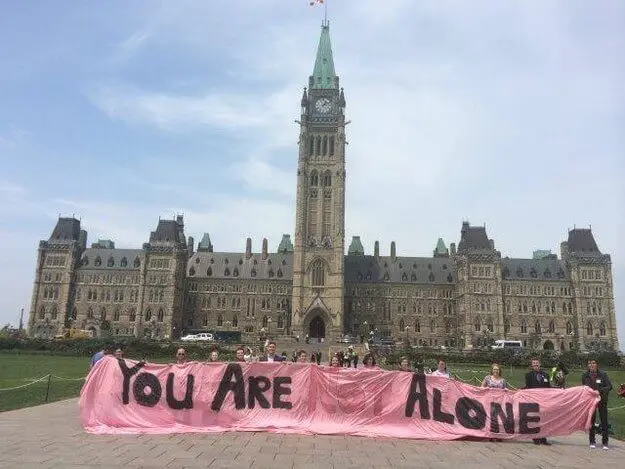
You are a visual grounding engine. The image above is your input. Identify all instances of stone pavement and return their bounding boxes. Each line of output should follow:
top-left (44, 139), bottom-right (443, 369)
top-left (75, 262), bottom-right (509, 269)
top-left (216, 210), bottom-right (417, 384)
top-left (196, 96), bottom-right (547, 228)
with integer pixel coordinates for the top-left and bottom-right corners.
top-left (0, 399), bottom-right (622, 469)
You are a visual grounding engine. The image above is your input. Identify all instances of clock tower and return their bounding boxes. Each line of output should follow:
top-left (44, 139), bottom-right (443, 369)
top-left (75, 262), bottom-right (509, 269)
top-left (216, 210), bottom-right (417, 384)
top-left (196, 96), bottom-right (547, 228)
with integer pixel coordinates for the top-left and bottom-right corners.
top-left (292, 21), bottom-right (347, 341)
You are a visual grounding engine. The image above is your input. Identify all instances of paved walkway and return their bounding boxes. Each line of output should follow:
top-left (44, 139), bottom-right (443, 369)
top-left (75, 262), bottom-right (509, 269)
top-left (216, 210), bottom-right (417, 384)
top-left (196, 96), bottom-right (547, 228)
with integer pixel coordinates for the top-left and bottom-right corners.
top-left (0, 399), bottom-right (622, 469)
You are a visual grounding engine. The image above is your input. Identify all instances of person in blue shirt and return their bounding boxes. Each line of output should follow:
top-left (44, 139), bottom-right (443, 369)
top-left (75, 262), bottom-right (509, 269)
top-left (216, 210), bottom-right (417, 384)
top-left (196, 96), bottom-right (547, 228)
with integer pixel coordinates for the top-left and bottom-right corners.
top-left (88, 344), bottom-right (114, 371)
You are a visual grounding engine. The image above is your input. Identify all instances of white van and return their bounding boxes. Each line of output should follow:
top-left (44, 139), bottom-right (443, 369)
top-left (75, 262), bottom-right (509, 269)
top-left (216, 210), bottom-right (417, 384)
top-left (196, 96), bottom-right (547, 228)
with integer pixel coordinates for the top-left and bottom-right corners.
top-left (491, 340), bottom-right (523, 350)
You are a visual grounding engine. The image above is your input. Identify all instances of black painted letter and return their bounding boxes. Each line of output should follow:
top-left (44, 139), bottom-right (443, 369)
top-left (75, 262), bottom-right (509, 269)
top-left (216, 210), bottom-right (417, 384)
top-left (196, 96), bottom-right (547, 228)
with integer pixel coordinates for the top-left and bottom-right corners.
top-left (211, 363), bottom-right (246, 411)
top-left (133, 372), bottom-right (162, 407)
top-left (117, 359), bottom-right (146, 404)
top-left (166, 372), bottom-right (195, 410)
top-left (433, 388), bottom-right (455, 424)
top-left (248, 376), bottom-right (271, 409)
top-left (273, 376), bottom-right (292, 409)
top-left (490, 402), bottom-right (515, 434)
top-left (455, 397), bottom-right (487, 430)
top-left (518, 403), bottom-right (541, 434)
top-left (405, 373), bottom-right (430, 418)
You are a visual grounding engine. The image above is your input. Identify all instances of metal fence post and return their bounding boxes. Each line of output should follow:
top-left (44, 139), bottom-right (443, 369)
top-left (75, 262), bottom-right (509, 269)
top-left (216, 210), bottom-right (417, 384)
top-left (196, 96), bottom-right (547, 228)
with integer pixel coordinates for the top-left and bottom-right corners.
top-left (44, 374), bottom-right (52, 403)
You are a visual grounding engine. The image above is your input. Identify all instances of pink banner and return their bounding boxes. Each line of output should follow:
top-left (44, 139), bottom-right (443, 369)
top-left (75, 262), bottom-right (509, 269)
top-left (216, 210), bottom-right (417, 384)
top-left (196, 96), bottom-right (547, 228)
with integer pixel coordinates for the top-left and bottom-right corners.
top-left (79, 357), bottom-right (600, 440)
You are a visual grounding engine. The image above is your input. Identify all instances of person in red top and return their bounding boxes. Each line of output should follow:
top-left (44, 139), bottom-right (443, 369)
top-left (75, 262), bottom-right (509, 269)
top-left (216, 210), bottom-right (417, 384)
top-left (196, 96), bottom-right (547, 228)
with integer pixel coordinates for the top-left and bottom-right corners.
top-left (581, 359), bottom-right (613, 450)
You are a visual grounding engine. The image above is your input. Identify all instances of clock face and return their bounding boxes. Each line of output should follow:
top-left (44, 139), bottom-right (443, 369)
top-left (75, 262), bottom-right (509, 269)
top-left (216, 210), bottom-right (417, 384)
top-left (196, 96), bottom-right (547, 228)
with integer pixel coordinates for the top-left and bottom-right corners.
top-left (315, 98), bottom-right (332, 114)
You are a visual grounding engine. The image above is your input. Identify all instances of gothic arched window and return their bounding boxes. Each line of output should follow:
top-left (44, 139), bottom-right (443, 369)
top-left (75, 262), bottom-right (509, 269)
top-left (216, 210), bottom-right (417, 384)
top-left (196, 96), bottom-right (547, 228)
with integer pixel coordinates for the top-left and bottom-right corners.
top-left (322, 136), bottom-right (328, 155)
top-left (566, 321), bottom-right (572, 335)
top-left (599, 322), bottom-right (606, 336)
top-left (145, 308), bottom-right (152, 322)
top-left (586, 321), bottom-right (593, 336)
top-left (157, 308), bottom-right (164, 323)
top-left (310, 170), bottom-right (318, 187)
top-left (311, 259), bottom-right (325, 287)
top-left (548, 320), bottom-right (555, 333)
top-left (323, 170), bottom-right (332, 186)
top-left (308, 136), bottom-right (314, 156)
top-left (232, 315), bottom-right (238, 328)
top-left (329, 136), bottom-right (335, 156)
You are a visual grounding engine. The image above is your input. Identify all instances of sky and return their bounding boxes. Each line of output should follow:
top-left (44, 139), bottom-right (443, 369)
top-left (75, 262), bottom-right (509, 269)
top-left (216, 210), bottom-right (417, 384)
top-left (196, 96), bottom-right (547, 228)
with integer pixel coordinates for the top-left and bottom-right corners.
top-left (0, 0), bottom-right (623, 345)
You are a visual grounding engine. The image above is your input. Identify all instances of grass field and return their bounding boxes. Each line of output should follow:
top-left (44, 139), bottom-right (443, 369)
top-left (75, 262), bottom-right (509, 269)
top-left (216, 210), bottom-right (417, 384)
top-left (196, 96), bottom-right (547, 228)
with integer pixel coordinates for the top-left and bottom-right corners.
top-left (1, 353), bottom-right (623, 438)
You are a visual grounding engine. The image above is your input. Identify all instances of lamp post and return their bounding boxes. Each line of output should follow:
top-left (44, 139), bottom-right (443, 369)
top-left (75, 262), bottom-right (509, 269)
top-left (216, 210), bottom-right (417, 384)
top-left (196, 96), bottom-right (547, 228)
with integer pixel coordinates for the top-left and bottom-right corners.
top-left (405, 325), bottom-right (410, 345)
top-left (267, 318), bottom-right (272, 339)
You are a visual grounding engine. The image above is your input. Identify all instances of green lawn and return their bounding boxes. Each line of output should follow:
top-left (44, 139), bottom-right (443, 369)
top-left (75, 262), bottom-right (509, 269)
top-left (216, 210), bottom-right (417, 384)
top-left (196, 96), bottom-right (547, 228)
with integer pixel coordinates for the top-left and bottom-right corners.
top-left (1, 354), bottom-right (623, 439)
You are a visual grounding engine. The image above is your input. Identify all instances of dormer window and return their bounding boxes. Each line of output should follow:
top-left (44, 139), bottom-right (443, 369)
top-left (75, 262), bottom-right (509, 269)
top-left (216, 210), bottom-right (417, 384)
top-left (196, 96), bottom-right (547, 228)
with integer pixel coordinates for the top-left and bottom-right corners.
top-left (411, 273), bottom-right (417, 282)
top-left (383, 271), bottom-right (390, 281)
top-left (268, 269), bottom-right (274, 278)
top-left (120, 257), bottom-right (128, 267)
top-left (224, 267), bottom-right (230, 276)
top-left (107, 257), bottom-right (115, 267)
top-left (233, 268), bottom-right (239, 277)
top-left (94, 256), bottom-right (102, 267)
top-left (447, 273), bottom-right (453, 283)
top-left (502, 267), bottom-right (510, 278)
top-left (277, 269), bottom-right (283, 278)
top-left (189, 267), bottom-right (196, 277)
top-left (401, 272), bottom-right (408, 281)
top-left (207, 267), bottom-right (212, 276)
top-left (530, 268), bottom-right (537, 278)
top-left (82, 257), bottom-right (89, 266)
top-left (557, 269), bottom-right (565, 279)
top-left (251, 268), bottom-right (257, 278)
top-left (516, 267), bottom-right (524, 278)
top-left (544, 269), bottom-right (551, 278)
top-left (429, 273), bottom-right (435, 282)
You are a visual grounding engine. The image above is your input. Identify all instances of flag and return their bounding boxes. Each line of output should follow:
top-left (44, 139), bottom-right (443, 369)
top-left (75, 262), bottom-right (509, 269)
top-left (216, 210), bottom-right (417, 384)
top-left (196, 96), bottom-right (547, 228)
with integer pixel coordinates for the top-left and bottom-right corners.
top-left (309, 0), bottom-right (324, 5)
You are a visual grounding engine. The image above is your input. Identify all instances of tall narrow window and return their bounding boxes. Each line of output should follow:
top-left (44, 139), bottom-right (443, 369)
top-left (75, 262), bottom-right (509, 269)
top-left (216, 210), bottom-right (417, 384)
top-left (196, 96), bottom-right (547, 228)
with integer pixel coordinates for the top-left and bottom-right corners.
top-left (322, 195), bottom-right (331, 237)
top-left (315, 136), bottom-right (321, 155)
top-left (311, 259), bottom-right (325, 287)
top-left (310, 170), bottom-right (318, 186)
top-left (322, 136), bottom-right (328, 155)
top-left (323, 170), bottom-right (332, 186)
top-left (308, 196), bottom-right (318, 238)
top-left (157, 308), bottom-right (164, 322)
top-left (329, 136), bottom-right (335, 156)
top-left (309, 136), bottom-right (314, 156)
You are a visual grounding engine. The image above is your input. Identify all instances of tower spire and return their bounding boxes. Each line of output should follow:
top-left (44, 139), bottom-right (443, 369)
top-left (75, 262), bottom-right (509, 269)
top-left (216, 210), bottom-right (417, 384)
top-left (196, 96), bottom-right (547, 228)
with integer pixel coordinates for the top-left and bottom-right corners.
top-left (310, 21), bottom-right (337, 90)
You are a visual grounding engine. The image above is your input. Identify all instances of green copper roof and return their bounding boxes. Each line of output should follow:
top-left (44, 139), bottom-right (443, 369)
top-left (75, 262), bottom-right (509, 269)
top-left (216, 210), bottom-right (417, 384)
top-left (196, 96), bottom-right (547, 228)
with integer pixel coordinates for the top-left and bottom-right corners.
top-left (197, 233), bottom-right (213, 252)
top-left (435, 238), bottom-right (448, 254)
top-left (277, 234), bottom-right (294, 254)
top-left (311, 24), bottom-right (337, 89)
top-left (348, 236), bottom-right (365, 256)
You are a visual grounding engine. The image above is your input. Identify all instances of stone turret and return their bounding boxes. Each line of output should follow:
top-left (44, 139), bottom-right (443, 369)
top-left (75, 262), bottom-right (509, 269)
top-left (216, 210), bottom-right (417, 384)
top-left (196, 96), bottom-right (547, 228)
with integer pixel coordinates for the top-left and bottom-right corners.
top-left (374, 241), bottom-right (379, 261)
top-left (262, 238), bottom-right (268, 260)
top-left (277, 234), bottom-right (294, 254)
top-left (348, 236), bottom-right (364, 256)
top-left (245, 238), bottom-right (252, 259)
top-left (390, 241), bottom-right (396, 261)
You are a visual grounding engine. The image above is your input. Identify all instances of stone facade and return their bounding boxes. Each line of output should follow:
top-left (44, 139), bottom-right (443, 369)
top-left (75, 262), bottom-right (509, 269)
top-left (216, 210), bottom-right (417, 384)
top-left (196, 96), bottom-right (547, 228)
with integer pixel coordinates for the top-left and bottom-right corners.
top-left (27, 24), bottom-right (619, 351)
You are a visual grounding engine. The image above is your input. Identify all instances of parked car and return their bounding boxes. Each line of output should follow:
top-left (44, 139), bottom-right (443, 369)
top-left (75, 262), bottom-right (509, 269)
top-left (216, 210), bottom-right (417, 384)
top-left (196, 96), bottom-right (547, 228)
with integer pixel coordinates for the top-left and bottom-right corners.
top-left (180, 333), bottom-right (215, 342)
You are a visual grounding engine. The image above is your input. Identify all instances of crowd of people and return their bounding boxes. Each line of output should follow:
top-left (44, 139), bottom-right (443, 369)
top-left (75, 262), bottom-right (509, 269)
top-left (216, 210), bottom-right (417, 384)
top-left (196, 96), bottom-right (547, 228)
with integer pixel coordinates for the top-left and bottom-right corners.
top-left (88, 342), bottom-right (620, 449)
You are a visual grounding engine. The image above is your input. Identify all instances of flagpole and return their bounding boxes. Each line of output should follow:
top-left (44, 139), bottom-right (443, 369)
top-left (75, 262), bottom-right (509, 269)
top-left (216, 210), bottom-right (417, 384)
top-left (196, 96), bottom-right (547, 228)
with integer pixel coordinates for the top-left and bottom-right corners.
top-left (324, 0), bottom-right (328, 24)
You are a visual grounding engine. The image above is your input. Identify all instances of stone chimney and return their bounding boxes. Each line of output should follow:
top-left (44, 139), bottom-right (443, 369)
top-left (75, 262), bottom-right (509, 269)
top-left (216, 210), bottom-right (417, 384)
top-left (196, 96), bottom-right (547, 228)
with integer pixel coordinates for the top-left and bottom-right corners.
top-left (188, 236), bottom-right (194, 255)
top-left (390, 241), bottom-right (396, 261)
top-left (374, 240), bottom-right (380, 261)
top-left (245, 238), bottom-right (252, 259)
top-left (560, 242), bottom-right (569, 262)
top-left (262, 238), bottom-right (268, 260)
top-left (450, 243), bottom-right (456, 255)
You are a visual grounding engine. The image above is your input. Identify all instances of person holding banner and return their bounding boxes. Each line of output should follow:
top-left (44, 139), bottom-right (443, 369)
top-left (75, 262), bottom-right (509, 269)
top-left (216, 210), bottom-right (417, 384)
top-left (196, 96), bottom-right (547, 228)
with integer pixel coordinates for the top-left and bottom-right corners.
top-left (259, 341), bottom-right (284, 362)
top-left (174, 348), bottom-right (187, 365)
top-left (430, 359), bottom-right (451, 378)
top-left (525, 358), bottom-right (551, 445)
top-left (297, 350), bottom-right (308, 363)
top-left (482, 363), bottom-right (507, 389)
top-left (582, 359), bottom-right (613, 450)
top-left (235, 347), bottom-right (246, 362)
top-left (398, 356), bottom-right (412, 372)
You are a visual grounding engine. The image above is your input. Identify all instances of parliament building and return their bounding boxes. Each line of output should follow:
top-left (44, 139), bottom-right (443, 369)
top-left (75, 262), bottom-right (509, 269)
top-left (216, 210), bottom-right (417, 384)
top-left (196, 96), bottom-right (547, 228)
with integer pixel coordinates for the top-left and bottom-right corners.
top-left (28, 23), bottom-right (619, 351)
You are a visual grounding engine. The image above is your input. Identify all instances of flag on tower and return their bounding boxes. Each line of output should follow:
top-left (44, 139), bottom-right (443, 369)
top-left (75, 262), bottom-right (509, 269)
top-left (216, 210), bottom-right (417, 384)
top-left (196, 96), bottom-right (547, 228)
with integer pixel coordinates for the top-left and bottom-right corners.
top-left (309, 0), bottom-right (324, 6)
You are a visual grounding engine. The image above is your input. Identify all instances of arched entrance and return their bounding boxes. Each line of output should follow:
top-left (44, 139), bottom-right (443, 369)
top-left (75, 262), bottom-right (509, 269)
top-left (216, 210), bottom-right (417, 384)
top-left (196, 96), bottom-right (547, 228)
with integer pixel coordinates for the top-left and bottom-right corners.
top-left (543, 340), bottom-right (554, 350)
top-left (309, 316), bottom-right (325, 339)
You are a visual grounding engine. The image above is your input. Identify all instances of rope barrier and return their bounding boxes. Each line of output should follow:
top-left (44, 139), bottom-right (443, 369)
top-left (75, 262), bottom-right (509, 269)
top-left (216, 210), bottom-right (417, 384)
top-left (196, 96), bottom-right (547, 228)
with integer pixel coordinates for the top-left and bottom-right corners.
top-left (0, 374), bottom-right (51, 392)
top-left (51, 375), bottom-right (86, 382)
